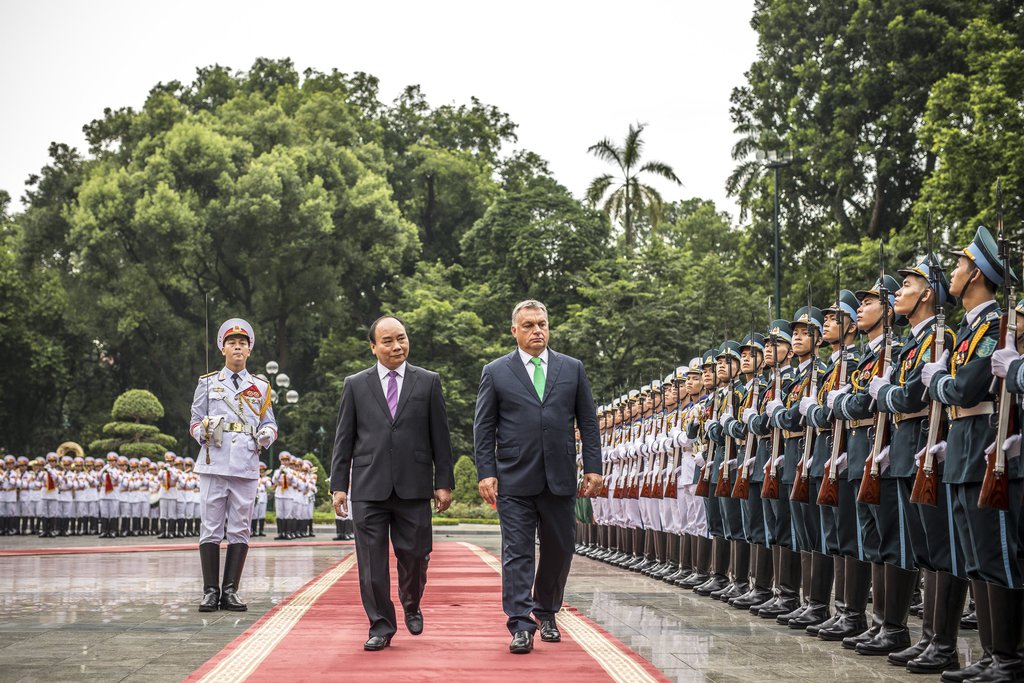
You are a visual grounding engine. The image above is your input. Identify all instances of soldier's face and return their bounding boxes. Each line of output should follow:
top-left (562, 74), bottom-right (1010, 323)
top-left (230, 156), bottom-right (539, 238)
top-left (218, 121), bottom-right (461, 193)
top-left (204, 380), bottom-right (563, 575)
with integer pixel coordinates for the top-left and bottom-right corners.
top-left (949, 256), bottom-right (976, 299)
top-left (822, 313), bottom-right (841, 343)
top-left (740, 348), bottom-right (761, 374)
top-left (370, 317), bottom-right (409, 371)
top-left (857, 295), bottom-right (883, 332)
top-left (792, 325), bottom-right (814, 356)
top-left (222, 335), bottom-right (251, 369)
top-left (701, 367), bottom-right (714, 390)
top-left (685, 374), bottom-right (700, 396)
top-left (664, 385), bottom-right (678, 408)
top-left (895, 275), bottom-right (929, 316)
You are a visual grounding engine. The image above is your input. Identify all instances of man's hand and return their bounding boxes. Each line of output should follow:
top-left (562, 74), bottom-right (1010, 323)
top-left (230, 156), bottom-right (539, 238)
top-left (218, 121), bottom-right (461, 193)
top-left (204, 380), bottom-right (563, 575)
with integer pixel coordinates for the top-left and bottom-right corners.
top-left (478, 477), bottom-right (498, 506)
top-left (332, 490), bottom-right (348, 517)
top-left (580, 473), bottom-right (603, 498)
top-left (434, 488), bottom-right (452, 513)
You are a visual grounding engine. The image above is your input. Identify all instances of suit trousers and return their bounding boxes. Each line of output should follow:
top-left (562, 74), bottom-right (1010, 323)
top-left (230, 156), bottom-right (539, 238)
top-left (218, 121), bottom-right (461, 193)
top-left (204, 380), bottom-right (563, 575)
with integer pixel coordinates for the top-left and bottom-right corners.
top-left (352, 493), bottom-right (432, 638)
top-left (497, 487), bottom-right (575, 635)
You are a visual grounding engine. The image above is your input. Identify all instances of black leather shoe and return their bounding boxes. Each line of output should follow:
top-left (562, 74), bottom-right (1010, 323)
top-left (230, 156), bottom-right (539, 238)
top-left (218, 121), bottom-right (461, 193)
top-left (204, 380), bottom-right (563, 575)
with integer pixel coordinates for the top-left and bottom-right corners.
top-left (510, 630), bottom-right (534, 654)
top-left (220, 588), bottom-right (247, 612)
top-left (540, 620), bottom-right (561, 642)
top-left (405, 610), bottom-right (423, 635)
top-left (198, 588), bottom-right (220, 612)
top-left (364, 635), bottom-right (392, 651)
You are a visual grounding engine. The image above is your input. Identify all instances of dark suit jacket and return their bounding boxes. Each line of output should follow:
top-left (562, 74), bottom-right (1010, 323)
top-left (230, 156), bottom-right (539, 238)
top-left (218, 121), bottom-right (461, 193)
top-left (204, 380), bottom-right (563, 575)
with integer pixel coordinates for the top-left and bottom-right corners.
top-left (473, 348), bottom-right (601, 496)
top-left (330, 363), bottom-right (455, 501)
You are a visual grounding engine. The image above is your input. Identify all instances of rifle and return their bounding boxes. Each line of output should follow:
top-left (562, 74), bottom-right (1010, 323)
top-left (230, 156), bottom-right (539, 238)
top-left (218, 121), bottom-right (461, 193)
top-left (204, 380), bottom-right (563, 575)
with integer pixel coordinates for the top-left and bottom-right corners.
top-left (716, 342), bottom-right (738, 497)
top-left (981, 181), bottom-right (1015, 510)
top-left (733, 314), bottom-right (760, 499)
top-left (664, 374), bottom-right (685, 499)
top-left (651, 379), bottom-right (668, 498)
top-left (820, 264), bottom-right (846, 507)
top-left (912, 215), bottom-right (947, 506)
top-left (792, 285), bottom-right (818, 503)
top-left (694, 377), bottom-right (717, 498)
top-left (761, 324), bottom-right (785, 500)
top-left (858, 240), bottom-right (891, 505)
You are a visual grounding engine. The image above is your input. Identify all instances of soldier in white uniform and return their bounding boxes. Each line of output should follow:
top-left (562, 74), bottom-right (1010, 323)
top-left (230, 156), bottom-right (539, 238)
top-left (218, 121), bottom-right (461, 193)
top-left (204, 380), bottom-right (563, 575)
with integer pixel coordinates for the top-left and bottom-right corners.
top-left (252, 462), bottom-right (270, 537)
top-left (15, 457), bottom-right (31, 535)
top-left (190, 318), bottom-right (277, 612)
top-left (78, 456), bottom-right (100, 535)
top-left (0, 456), bottom-right (17, 535)
top-left (145, 462), bottom-right (161, 534)
top-left (184, 458), bottom-right (200, 536)
top-left (97, 453), bottom-right (121, 537)
top-left (24, 459), bottom-right (42, 536)
top-left (272, 452), bottom-right (296, 540)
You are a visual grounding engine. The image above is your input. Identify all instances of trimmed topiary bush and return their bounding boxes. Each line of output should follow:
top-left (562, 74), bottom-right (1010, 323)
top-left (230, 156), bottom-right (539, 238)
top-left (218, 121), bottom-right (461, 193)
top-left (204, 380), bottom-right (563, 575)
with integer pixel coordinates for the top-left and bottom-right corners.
top-left (90, 389), bottom-right (177, 457)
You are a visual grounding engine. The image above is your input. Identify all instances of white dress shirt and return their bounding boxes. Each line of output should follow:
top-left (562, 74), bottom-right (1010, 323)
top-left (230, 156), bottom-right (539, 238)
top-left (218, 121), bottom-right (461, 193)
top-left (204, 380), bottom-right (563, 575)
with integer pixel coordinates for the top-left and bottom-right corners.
top-left (518, 347), bottom-right (549, 384)
top-left (377, 361), bottom-right (407, 400)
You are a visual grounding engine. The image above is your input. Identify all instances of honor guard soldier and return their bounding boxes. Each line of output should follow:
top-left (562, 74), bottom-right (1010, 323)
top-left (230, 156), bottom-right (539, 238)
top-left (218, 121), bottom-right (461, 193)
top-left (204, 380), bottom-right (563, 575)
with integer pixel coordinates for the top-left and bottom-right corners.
top-left (190, 318), bottom-right (277, 612)
top-left (920, 226), bottom-right (1021, 682)
top-left (253, 462), bottom-right (270, 537)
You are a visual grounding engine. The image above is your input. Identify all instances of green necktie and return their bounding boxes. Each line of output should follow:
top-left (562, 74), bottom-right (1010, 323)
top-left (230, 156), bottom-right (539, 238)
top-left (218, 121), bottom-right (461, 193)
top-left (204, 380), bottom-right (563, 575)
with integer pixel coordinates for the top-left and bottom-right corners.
top-left (530, 356), bottom-right (545, 399)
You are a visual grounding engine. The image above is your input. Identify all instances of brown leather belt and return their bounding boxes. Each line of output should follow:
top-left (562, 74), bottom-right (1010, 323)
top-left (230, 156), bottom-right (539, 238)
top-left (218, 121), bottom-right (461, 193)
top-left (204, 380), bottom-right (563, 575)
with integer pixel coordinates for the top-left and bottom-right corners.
top-left (894, 409), bottom-right (928, 424)
top-left (848, 419), bottom-right (873, 429)
top-left (949, 402), bottom-right (995, 422)
top-left (783, 430), bottom-right (803, 439)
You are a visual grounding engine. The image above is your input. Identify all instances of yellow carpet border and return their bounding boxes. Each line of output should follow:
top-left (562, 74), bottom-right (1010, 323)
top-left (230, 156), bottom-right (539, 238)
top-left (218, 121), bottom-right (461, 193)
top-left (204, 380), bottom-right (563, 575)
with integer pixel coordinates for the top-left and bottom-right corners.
top-left (458, 541), bottom-right (660, 683)
top-left (196, 553), bottom-right (357, 683)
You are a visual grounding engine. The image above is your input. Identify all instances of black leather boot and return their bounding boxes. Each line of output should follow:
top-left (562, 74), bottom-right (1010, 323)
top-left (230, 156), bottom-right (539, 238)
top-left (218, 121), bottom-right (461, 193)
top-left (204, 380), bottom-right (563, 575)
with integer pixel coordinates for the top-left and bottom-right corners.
top-left (307, 519), bottom-right (315, 537)
top-left (966, 582), bottom-right (1024, 683)
top-left (778, 551), bottom-right (812, 625)
top-left (680, 535), bottom-right (711, 587)
top-left (890, 568), bottom-right (936, 665)
top-left (844, 562), bottom-right (885, 649)
top-left (808, 553), bottom-right (845, 636)
top-left (258, 518), bottom-right (266, 537)
top-left (657, 532), bottom-right (679, 580)
top-left (761, 547), bottom-right (801, 618)
top-left (907, 570), bottom-right (969, 674)
top-left (821, 556), bottom-right (870, 640)
top-left (733, 543), bottom-right (774, 609)
top-left (344, 519), bottom-right (355, 540)
top-left (695, 537), bottom-right (730, 595)
top-left (939, 578), bottom-right (992, 681)
top-left (333, 519), bottom-right (344, 540)
top-left (789, 551), bottom-right (833, 629)
top-left (710, 538), bottom-right (738, 599)
top-left (275, 518), bottom-right (286, 540)
top-left (220, 543), bottom-right (249, 611)
top-left (856, 563), bottom-right (915, 655)
top-left (717, 540), bottom-right (749, 601)
top-left (198, 542), bottom-right (220, 612)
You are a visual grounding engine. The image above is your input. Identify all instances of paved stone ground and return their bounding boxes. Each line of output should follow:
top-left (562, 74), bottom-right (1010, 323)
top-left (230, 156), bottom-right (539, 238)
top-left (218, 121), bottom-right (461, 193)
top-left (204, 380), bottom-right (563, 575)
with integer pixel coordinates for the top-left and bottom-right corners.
top-left (0, 526), bottom-right (984, 682)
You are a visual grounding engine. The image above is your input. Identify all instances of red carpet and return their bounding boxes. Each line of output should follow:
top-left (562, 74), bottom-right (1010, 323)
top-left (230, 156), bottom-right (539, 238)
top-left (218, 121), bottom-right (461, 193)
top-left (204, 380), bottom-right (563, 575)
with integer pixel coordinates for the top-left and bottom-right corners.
top-left (0, 540), bottom-right (349, 557)
top-left (187, 541), bottom-right (667, 683)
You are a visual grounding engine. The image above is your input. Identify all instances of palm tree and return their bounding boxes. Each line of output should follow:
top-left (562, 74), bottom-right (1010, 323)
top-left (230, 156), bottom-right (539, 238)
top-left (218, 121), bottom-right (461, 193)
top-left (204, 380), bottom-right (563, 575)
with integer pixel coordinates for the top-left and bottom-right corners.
top-left (585, 123), bottom-right (682, 247)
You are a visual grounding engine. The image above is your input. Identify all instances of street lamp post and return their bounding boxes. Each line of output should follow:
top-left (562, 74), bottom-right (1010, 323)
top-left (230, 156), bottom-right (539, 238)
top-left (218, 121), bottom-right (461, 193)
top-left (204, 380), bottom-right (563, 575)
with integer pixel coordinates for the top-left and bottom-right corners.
top-left (756, 149), bottom-right (794, 319)
top-left (261, 361), bottom-right (300, 470)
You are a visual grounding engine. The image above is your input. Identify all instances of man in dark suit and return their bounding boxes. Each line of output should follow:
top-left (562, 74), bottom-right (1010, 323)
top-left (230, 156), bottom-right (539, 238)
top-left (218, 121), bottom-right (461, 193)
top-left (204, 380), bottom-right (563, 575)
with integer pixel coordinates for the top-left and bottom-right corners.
top-left (330, 315), bottom-right (455, 651)
top-left (473, 300), bottom-right (603, 654)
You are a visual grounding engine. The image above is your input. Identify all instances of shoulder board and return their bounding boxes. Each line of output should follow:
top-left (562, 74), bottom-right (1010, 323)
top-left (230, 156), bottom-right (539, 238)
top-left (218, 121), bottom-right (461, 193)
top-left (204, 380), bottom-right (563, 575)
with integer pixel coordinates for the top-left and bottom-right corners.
top-left (984, 311), bottom-right (1000, 323)
top-left (200, 371), bottom-right (217, 379)
top-left (251, 375), bottom-right (269, 389)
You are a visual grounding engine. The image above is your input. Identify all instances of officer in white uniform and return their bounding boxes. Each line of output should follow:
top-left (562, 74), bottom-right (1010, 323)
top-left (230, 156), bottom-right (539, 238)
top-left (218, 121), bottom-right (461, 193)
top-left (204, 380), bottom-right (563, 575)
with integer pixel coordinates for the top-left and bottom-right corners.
top-left (190, 318), bottom-right (277, 612)
top-left (97, 453), bottom-right (121, 537)
top-left (252, 462), bottom-right (270, 537)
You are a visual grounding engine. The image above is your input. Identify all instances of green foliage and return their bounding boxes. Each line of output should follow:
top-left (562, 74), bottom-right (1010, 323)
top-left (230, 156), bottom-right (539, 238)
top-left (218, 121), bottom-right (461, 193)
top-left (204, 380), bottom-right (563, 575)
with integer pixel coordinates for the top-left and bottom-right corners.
top-left (111, 390), bottom-right (165, 422)
top-left (452, 455), bottom-right (479, 505)
top-left (439, 500), bottom-right (498, 520)
top-left (90, 389), bottom-right (176, 458)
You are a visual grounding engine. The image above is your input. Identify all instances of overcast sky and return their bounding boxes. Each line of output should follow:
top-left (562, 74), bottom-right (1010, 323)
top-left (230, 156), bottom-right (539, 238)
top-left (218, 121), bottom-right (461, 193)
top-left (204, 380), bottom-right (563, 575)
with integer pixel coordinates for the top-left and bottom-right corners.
top-left (1, 1), bottom-right (759, 221)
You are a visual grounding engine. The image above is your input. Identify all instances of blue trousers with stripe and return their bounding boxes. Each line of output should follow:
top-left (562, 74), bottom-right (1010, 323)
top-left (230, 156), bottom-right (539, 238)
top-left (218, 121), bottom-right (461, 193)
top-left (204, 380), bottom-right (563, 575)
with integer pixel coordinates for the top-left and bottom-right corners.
top-left (952, 480), bottom-right (1023, 587)
top-left (863, 478), bottom-right (914, 569)
top-left (900, 475), bottom-right (964, 576)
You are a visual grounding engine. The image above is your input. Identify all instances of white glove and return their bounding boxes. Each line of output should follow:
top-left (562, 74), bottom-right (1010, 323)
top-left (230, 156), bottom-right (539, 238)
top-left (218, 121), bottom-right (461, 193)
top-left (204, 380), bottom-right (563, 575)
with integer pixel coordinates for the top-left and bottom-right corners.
top-left (874, 445), bottom-right (890, 474)
top-left (985, 434), bottom-right (1022, 460)
top-left (742, 407), bottom-right (758, 427)
top-left (704, 419), bottom-right (719, 436)
top-left (765, 399), bottom-right (784, 417)
top-left (743, 457), bottom-right (756, 474)
top-left (920, 351), bottom-right (950, 389)
top-left (827, 385), bottom-right (851, 410)
top-left (930, 441), bottom-right (947, 464)
top-left (257, 427), bottom-right (274, 448)
top-left (836, 452), bottom-right (848, 474)
top-left (722, 403), bottom-right (734, 418)
top-left (798, 396), bottom-right (816, 417)
top-left (726, 458), bottom-right (737, 469)
top-left (991, 331), bottom-right (1020, 379)
top-left (773, 455), bottom-right (784, 469)
top-left (693, 453), bottom-right (706, 467)
top-left (868, 375), bottom-right (890, 400)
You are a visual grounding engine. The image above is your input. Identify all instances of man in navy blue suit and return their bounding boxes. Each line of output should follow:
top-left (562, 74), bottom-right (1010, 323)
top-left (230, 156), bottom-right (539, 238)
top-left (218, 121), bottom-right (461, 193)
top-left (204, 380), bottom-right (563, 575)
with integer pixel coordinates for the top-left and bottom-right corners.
top-left (473, 300), bottom-right (603, 654)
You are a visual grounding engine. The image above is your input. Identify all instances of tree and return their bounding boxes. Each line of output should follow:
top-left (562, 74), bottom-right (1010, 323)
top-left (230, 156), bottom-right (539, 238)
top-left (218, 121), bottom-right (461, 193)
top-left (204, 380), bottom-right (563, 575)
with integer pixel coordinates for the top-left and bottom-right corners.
top-left (91, 389), bottom-right (177, 458)
top-left (585, 123), bottom-right (681, 248)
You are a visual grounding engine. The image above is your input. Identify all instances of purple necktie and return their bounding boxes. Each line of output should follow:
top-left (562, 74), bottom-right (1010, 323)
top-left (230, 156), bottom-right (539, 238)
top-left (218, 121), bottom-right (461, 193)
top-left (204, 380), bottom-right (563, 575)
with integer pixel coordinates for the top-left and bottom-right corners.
top-left (386, 370), bottom-right (399, 418)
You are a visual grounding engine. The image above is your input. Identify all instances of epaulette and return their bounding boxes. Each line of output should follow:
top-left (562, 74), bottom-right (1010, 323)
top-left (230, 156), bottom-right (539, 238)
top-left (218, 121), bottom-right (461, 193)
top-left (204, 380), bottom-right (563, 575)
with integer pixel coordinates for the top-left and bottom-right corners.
top-left (200, 371), bottom-right (217, 379)
top-left (984, 311), bottom-right (1000, 323)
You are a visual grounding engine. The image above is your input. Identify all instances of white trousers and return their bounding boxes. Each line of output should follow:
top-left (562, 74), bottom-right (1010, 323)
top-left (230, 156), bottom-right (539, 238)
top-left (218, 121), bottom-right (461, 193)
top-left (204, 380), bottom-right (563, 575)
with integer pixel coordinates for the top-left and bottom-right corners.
top-left (199, 474), bottom-right (257, 545)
